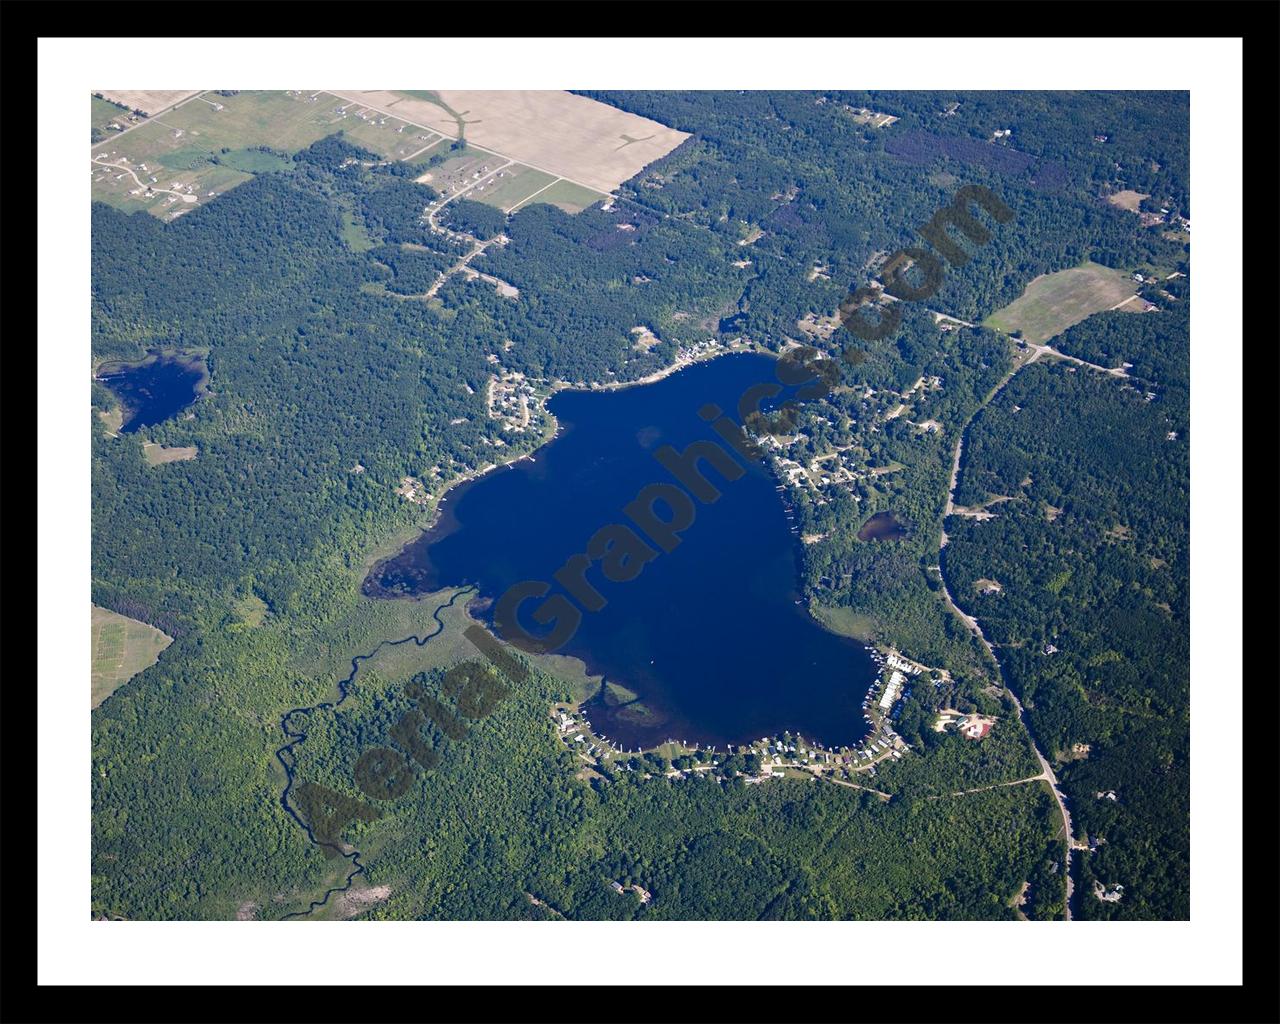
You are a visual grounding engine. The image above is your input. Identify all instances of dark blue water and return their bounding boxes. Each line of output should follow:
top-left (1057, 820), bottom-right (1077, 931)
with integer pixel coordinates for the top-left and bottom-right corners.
top-left (366, 353), bottom-right (876, 749)
top-left (97, 355), bottom-right (206, 433)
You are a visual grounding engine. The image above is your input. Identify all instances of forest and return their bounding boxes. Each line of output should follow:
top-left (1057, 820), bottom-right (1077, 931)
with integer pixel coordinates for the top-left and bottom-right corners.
top-left (91, 91), bottom-right (1188, 921)
top-left (942, 298), bottom-right (1190, 918)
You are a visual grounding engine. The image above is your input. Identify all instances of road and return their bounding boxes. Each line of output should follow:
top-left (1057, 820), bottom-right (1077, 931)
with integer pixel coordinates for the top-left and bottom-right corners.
top-left (934, 340), bottom-right (1080, 918)
top-left (1028, 341), bottom-right (1129, 377)
top-left (323, 89), bottom-right (612, 203)
top-left (419, 159), bottom-right (515, 299)
top-left (934, 773), bottom-right (1046, 798)
top-left (90, 91), bottom-right (208, 150)
top-left (824, 776), bottom-right (892, 800)
top-left (91, 157), bottom-right (197, 203)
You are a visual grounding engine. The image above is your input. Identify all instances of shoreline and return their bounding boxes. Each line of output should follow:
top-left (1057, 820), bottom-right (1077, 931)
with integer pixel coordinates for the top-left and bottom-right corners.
top-left (549, 339), bottom-right (771, 396)
top-left (370, 343), bottom-right (776, 587)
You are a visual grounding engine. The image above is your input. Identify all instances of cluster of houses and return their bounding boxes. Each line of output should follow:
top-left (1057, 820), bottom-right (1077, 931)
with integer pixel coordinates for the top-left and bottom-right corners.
top-left (760, 374), bottom-right (944, 507)
top-left (843, 105), bottom-right (899, 129)
top-left (932, 708), bottom-right (995, 741)
top-left (486, 371), bottom-right (539, 433)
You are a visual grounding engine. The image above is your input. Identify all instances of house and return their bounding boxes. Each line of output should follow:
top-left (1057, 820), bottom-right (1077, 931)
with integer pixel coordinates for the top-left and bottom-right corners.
top-left (878, 671), bottom-right (904, 710)
top-left (1094, 881), bottom-right (1124, 903)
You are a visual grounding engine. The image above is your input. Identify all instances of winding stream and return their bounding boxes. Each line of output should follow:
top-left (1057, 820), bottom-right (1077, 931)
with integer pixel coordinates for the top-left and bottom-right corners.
top-left (273, 586), bottom-right (475, 919)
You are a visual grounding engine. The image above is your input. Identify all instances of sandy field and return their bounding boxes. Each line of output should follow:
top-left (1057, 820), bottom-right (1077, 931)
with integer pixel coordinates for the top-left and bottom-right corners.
top-left (1107, 189), bottom-right (1150, 213)
top-left (96, 90), bottom-right (203, 115)
top-left (330, 90), bottom-right (689, 193)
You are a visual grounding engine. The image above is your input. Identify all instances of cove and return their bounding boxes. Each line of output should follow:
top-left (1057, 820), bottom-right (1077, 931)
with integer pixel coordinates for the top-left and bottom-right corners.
top-left (96, 352), bottom-right (207, 433)
top-left (365, 353), bottom-right (877, 750)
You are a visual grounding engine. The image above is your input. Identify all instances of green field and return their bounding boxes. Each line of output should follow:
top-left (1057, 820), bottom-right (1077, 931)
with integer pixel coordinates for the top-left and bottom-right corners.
top-left (219, 149), bottom-right (293, 174)
top-left (411, 145), bottom-right (493, 192)
top-left (334, 112), bottom-right (442, 161)
top-left (984, 262), bottom-right (1137, 344)
top-left (91, 96), bottom-right (134, 142)
top-left (526, 178), bottom-right (606, 214)
top-left (90, 91), bottom-right (355, 218)
top-left (470, 166), bottom-right (558, 212)
top-left (810, 603), bottom-right (879, 642)
top-left (91, 606), bottom-right (173, 708)
top-left (401, 137), bottom-right (451, 166)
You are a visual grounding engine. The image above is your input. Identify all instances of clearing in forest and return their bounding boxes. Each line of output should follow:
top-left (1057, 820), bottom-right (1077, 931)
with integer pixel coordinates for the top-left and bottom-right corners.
top-left (1107, 189), bottom-right (1149, 213)
top-left (984, 262), bottom-right (1138, 344)
top-left (91, 605), bottom-right (173, 708)
top-left (142, 443), bottom-right (198, 465)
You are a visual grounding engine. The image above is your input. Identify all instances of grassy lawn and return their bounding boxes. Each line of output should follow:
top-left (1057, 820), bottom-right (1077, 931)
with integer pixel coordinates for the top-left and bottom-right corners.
top-left (340, 209), bottom-right (377, 252)
top-left (98, 407), bottom-right (124, 436)
top-left (401, 137), bottom-right (451, 167)
top-left (983, 261), bottom-right (1137, 344)
top-left (472, 166), bottom-right (558, 212)
top-left (810, 604), bottom-right (879, 642)
top-left (526, 179), bottom-right (607, 214)
top-left (91, 91), bottom-right (352, 217)
top-left (336, 114), bottom-right (440, 161)
top-left (231, 595), bottom-right (270, 628)
top-left (142, 443), bottom-right (198, 466)
top-left (91, 96), bottom-right (133, 142)
top-left (219, 149), bottom-right (293, 174)
top-left (91, 605), bottom-right (173, 708)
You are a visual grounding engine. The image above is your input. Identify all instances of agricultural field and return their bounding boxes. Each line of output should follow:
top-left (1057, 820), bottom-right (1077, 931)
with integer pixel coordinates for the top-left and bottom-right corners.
top-left (401, 137), bottom-right (452, 167)
top-left (983, 262), bottom-right (1138, 344)
top-left (330, 89), bottom-right (686, 193)
top-left (91, 90), bottom-right (624, 222)
top-left (90, 91), bottom-right (355, 219)
top-left (91, 605), bottom-right (173, 709)
top-left (468, 165), bottom-right (557, 212)
top-left (326, 99), bottom-right (446, 161)
top-left (91, 96), bottom-right (138, 143)
top-left (96, 90), bottom-right (202, 116)
top-left (413, 145), bottom-right (502, 195)
top-left (524, 178), bottom-right (605, 214)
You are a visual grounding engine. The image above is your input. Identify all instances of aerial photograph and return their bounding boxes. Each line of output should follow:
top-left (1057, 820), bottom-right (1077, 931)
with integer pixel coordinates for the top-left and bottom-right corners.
top-left (88, 86), bottom-right (1190, 924)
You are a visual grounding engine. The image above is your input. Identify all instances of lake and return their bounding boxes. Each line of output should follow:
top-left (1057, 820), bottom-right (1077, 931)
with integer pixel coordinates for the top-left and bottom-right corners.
top-left (97, 353), bottom-right (207, 434)
top-left (365, 353), bottom-right (877, 750)
top-left (857, 511), bottom-right (909, 542)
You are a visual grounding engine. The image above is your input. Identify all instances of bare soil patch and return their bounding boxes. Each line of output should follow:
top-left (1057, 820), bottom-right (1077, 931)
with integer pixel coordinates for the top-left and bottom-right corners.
top-left (337, 884), bottom-right (392, 919)
top-left (143, 443), bottom-right (198, 465)
top-left (333, 90), bottom-right (688, 194)
top-left (1107, 189), bottom-right (1149, 213)
top-left (97, 90), bottom-right (202, 115)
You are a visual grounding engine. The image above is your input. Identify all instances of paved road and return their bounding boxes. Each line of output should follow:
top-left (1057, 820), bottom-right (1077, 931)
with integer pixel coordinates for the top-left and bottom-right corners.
top-left (90, 91), bottom-right (208, 150)
top-left (420, 159), bottom-right (515, 298)
top-left (935, 341), bottom-right (1079, 918)
top-left (323, 89), bottom-right (610, 203)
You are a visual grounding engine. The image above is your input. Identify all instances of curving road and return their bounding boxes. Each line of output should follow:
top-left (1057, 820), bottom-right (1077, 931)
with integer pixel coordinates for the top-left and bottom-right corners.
top-left (934, 342), bottom-right (1078, 918)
